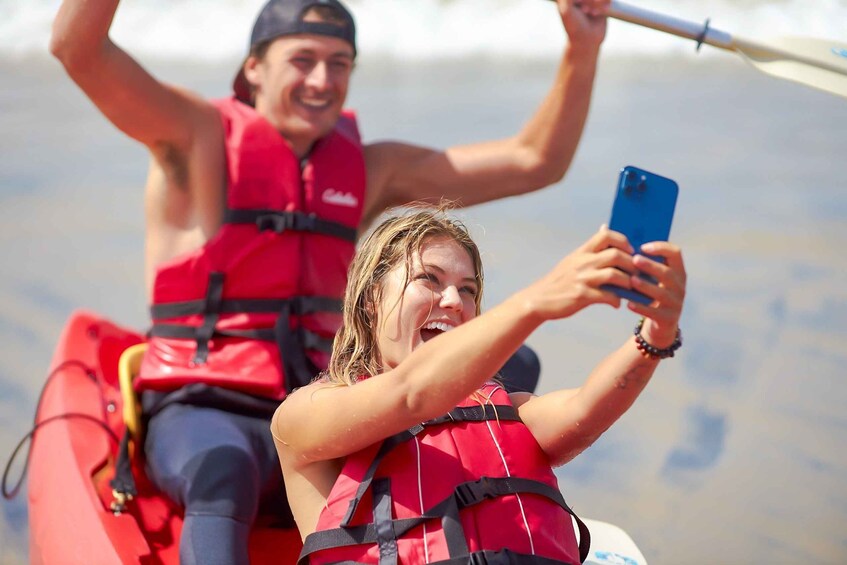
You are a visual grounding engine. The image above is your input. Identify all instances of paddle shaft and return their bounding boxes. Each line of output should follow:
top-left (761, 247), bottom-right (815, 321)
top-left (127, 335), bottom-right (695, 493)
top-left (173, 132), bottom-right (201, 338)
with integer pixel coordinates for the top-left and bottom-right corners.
top-left (608, 1), bottom-right (847, 76)
top-left (609, 1), bottom-right (731, 50)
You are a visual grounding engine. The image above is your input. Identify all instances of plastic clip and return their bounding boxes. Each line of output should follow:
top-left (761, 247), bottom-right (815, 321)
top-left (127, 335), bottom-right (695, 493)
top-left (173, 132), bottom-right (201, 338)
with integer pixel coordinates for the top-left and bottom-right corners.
top-left (696, 18), bottom-right (711, 52)
top-left (111, 489), bottom-right (134, 515)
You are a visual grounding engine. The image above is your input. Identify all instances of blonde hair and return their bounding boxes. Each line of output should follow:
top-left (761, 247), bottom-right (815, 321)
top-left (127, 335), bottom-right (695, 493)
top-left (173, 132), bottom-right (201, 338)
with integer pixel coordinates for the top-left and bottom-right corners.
top-left (326, 206), bottom-right (484, 386)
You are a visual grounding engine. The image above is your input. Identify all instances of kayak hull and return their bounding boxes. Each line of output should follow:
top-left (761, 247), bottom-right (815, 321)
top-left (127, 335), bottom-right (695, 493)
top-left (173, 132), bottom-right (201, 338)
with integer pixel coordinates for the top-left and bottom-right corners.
top-left (27, 310), bottom-right (302, 564)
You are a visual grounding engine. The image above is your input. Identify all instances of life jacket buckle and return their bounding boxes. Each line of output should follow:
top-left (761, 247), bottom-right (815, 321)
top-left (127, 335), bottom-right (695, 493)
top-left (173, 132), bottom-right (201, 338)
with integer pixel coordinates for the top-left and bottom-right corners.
top-left (408, 423), bottom-right (425, 436)
top-left (455, 476), bottom-right (496, 507)
top-left (255, 211), bottom-right (320, 234)
top-left (256, 212), bottom-right (294, 233)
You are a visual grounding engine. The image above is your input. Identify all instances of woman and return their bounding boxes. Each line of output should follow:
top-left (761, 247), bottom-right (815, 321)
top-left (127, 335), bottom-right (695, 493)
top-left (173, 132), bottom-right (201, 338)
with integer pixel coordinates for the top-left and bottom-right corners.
top-left (272, 208), bottom-right (686, 564)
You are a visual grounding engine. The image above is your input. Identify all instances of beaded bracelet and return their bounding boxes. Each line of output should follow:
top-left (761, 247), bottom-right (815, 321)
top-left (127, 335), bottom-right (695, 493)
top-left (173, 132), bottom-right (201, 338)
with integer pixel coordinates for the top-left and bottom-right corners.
top-left (633, 318), bottom-right (682, 360)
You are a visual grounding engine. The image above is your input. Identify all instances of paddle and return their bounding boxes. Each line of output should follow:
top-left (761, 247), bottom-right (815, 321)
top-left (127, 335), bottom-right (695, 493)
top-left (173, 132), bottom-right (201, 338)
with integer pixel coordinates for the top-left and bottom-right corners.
top-left (558, 0), bottom-right (847, 99)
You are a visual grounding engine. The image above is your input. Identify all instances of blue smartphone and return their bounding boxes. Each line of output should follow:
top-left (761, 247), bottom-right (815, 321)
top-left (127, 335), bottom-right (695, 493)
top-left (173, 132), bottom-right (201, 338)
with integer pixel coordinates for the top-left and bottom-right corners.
top-left (601, 165), bottom-right (679, 305)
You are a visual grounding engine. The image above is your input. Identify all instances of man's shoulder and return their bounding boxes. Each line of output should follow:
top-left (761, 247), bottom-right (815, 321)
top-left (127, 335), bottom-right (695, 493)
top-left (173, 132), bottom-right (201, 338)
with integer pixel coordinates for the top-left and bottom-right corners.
top-left (207, 96), bottom-right (252, 120)
top-left (334, 109), bottom-right (361, 144)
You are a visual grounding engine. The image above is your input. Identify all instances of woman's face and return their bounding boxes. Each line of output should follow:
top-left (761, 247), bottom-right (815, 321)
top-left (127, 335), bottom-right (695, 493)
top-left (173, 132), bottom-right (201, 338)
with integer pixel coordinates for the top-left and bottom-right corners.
top-left (375, 237), bottom-right (479, 371)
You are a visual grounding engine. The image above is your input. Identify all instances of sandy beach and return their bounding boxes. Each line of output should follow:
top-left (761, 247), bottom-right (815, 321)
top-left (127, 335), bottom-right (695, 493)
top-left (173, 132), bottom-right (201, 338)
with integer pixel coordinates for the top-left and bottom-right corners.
top-left (1, 44), bottom-right (846, 564)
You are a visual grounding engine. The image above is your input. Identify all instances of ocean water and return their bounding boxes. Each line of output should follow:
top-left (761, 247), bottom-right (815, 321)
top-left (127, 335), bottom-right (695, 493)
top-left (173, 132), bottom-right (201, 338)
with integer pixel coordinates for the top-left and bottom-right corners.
top-left (2, 1), bottom-right (847, 564)
top-left (2, 0), bottom-right (847, 62)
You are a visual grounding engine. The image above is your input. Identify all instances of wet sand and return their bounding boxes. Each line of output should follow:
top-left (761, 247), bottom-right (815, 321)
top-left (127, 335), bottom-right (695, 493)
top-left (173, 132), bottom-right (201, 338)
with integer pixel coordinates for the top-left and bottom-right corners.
top-left (1, 52), bottom-right (846, 563)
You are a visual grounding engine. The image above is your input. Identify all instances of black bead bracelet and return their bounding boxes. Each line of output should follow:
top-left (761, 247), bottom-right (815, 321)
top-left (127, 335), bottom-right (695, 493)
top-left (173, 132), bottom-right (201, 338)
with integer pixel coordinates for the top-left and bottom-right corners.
top-left (633, 318), bottom-right (682, 360)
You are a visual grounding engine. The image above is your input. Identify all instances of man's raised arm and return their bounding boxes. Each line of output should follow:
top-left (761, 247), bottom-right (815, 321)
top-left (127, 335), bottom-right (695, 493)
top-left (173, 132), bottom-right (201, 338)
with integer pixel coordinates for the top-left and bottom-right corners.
top-left (361, 0), bottom-right (609, 225)
top-left (50, 0), bottom-right (214, 154)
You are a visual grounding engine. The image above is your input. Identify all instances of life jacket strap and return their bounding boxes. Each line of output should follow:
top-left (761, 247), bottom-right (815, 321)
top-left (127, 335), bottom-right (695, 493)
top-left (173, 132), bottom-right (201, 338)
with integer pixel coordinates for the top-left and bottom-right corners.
top-left (147, 322), bottom-right (331, 391)
top-left (148, 324), bottom-right (329, 348)
top-left (310, 401), bottom-right (591, 564)
top-left (109, 428), bottom-right (137, 515)
top-left (408, 404), bottom-right (520, 435)
top-left (343, 405), bottom-right (522, 526)
top-left (195, 272), bottom-right (225, 364)
top-left (432, 548), bottom-right (581, 564)
top-left (372, 478), bottom-right (399, 565)
top-left (149, 288), bottom-right (341, 390)
top-left (274, 301), bottom-right (322, 390)
top-left (441, 477), bottom-right (590, 564)
top-left (140, 384), bottom-right (281, 421)
top-left (150, 295), bottom-right (343, 320)
top-left (299, 476), bottom-right (587, 564)
top-left (224, 208), bottom-right (357, 242)
top-left (300, 551), bottom-right (576, 565)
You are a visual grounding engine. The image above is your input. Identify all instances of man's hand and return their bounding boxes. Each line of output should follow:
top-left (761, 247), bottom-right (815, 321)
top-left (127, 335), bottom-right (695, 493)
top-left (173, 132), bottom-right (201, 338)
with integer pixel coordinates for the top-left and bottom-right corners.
top-left (558, 0), bottom-right (610, 52)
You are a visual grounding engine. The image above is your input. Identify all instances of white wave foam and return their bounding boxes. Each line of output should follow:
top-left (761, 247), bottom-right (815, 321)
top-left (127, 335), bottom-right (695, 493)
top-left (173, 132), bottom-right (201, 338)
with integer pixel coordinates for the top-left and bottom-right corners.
top-left (1, 0), bottom-right (845, 62)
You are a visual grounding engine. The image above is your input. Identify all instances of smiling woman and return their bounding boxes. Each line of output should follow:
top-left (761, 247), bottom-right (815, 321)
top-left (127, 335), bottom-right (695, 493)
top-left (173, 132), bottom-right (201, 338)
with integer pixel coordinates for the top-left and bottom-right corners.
top-left (326, 210), bottom-right (484, 385)
top-left (272, 206), bottom-right (688, 563)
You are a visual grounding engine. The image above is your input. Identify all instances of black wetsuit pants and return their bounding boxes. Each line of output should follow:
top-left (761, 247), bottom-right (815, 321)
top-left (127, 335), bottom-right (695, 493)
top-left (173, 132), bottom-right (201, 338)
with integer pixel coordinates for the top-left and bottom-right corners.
top-left (144, 402), bottom-right (293, 565)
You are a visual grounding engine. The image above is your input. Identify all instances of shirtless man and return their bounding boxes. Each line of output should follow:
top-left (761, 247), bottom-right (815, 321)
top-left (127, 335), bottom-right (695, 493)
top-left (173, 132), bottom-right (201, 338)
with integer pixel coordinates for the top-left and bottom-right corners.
top-left (50, 0), bottom-right (609, 562)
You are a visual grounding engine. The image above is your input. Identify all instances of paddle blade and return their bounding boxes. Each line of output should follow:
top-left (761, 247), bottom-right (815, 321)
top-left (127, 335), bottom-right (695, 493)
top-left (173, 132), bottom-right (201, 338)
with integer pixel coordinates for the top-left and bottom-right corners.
top-left (735, 36), bottom-right (847, 99)
top-left (580, 518), bottom-right (647, 565)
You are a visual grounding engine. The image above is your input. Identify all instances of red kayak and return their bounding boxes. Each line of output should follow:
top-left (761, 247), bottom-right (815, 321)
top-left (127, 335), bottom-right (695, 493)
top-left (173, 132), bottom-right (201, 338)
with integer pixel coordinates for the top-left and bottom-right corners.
top-left (26, 310), bottom-right (302, 564)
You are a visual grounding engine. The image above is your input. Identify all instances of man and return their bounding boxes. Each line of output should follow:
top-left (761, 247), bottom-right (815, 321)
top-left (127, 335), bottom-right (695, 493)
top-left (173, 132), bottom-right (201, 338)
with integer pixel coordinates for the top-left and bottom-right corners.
top-left (50, 0), bottom-right (609, 562)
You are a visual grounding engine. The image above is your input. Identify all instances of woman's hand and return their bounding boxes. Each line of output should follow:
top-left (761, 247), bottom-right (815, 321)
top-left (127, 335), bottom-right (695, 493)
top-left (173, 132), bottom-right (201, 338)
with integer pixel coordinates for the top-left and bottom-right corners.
top-left (626, 242), bottom-right (687, 348)
top-left (520, 225), bottom-right (636, 322)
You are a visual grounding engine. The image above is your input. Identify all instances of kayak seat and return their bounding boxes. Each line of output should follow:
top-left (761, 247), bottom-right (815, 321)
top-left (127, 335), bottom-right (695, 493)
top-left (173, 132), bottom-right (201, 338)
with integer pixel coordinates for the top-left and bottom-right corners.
top-left (118, 342), bottom-right (147, 445)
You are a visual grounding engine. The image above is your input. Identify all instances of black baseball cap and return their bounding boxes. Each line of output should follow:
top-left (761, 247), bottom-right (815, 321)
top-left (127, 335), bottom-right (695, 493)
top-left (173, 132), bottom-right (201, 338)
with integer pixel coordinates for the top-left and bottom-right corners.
top-left (233, 0), bottom-right (357, 103)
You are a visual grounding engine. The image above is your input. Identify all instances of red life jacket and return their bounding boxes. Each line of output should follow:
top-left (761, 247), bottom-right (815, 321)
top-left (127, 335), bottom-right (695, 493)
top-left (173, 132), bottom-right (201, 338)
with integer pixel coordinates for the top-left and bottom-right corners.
top-left (300, 383), bottom-right (590, 564)
top-left (136, 98), bottom-right (366, 400)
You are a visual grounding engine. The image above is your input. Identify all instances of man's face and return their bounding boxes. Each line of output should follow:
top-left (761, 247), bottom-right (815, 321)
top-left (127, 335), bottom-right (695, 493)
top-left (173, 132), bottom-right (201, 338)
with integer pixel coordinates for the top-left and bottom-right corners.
top-left (246, 34), bottom-right (354, 155)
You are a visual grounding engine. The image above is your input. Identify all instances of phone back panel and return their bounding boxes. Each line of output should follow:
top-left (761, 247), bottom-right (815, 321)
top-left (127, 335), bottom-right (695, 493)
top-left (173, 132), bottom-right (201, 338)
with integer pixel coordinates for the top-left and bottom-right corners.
top-left (609, 165), bottom-right (678, 251)
top-left (605, 166), bottom-right (679, 304)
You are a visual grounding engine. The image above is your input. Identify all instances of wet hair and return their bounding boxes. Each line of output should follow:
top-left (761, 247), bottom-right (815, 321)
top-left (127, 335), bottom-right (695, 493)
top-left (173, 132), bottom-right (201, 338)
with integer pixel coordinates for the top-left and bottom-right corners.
top-left (325, 205), bottom-right (484, 386)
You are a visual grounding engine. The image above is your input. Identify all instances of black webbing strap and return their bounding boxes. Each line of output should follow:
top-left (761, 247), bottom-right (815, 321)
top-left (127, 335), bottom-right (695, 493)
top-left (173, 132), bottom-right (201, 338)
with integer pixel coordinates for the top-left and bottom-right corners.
top-left (274, 302), bottom-right (322, 390)
top-left (407, 404), bottom-right (521, 435)
top-left (149, 292), bottom-right (339, 389)
top-left (194, 272), bottom-right (225, 364)
top-left (225, 208), bottom-right (357, 242)
top-left (445, 478), bottom-right (590, 564)
top-left (299, 476), bottom-right (584, 563)
top-left (441, 488), bottom-right (471, 557)
top-left (574, 515), bottom-right (591, 564)
top-left (141, 384), bottom-right (281, 421)
top-left (308, 553), bottom-right (575, 565)
top-left (341, 405), bottom-right (521, 527)
top-left (147, 324), bottom-right (333, 352)
top-left (430, 548), bottom-right (579, 565)
top-left (109, 428), bottom-right (137, 514)
top-left (372, 478), bottom-right (399, 565)
top-left (148, 321), bottom-right (331, 388)
top-left (150, 299), bottom-right (207, 319)
top-left (150, 296), bottom-right (343, 320)
top-left (340, 432), bottom-right (414, 526)
top-left (300, 554), bottom-right (574, 565)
